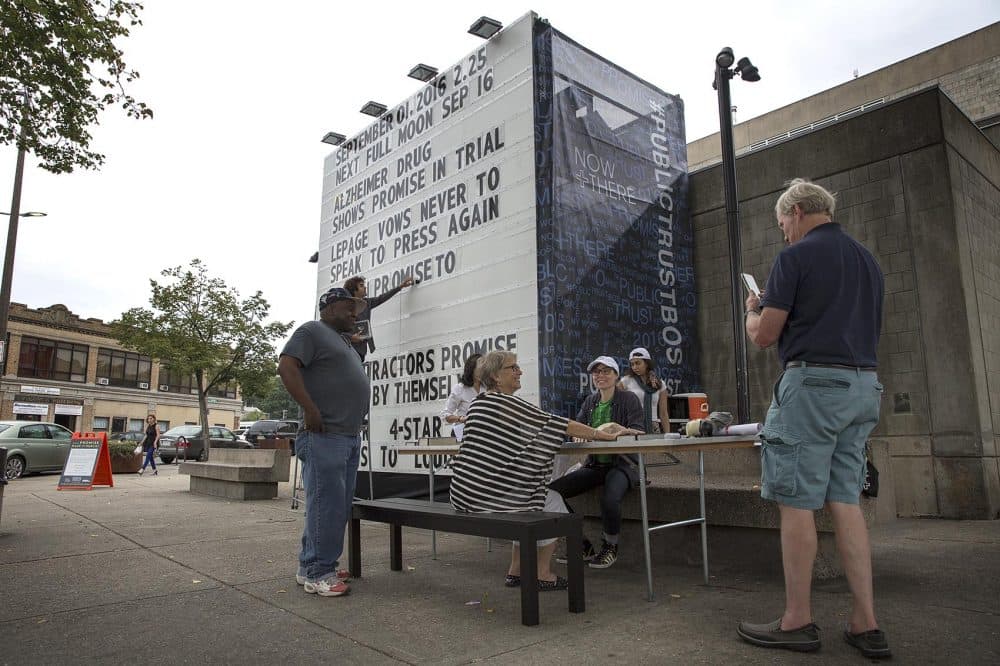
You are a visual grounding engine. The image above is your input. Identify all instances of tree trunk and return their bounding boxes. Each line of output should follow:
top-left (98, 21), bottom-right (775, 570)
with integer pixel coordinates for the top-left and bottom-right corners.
top-left (196, 368), bottom-right (211, 461)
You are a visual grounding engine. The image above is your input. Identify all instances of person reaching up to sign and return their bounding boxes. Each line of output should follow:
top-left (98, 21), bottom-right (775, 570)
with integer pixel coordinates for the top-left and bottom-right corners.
top-left (439, 353), bottom-right (483, 441)
top-left (279, 286), bottom-right (370, 598)
top-left (344, 274), bottom-right (414, 361)
top-left (550, 356), bottom-right (645, 569)
top-left (450, 351), bottom-right (640, 591)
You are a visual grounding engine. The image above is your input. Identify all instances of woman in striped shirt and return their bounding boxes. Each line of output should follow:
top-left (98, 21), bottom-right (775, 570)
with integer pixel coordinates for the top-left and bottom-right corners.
top-left (450, 350), bottom-right (638, 590)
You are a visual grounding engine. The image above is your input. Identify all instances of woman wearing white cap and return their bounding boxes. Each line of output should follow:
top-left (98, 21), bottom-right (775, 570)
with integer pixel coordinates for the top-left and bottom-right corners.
top-left (619, 347), bottom-right (670, 434)
top-left (549, 355), bottom-right (644, 569)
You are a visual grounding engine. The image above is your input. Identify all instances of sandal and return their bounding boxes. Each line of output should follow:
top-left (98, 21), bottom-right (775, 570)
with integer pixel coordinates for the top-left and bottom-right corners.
top-left (538, 576), bottom-right (568, 591)
top-left (504, 574), bottom-right (520, 587)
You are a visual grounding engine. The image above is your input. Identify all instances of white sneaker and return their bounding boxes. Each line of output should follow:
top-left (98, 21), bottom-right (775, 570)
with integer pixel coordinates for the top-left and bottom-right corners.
top-left (297, 569), bottom-right (350, 586)
top-left (303, 578), bottom-right (350, 597)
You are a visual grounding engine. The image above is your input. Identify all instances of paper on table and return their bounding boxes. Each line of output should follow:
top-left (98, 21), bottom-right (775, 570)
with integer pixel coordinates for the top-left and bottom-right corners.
top-left (717, 423), bottom-right (762, 436)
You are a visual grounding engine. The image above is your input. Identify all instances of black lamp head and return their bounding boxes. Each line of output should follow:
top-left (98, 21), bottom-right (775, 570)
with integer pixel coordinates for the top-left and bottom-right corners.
top-left (408, 64), bottom-right (439, 82)
top-left (321, 132), bottom-right (346, 146)
top-left (468, 16), bottom-right (502, 39)
top-left (716, 47), bottom-right (735, 69)
top-left (360, 101), bottom-right (388, 117)
top-left (736, 57), bottom-right (761, 82)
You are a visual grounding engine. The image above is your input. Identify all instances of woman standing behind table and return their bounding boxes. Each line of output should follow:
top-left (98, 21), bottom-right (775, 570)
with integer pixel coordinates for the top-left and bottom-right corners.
top-left (450, 351), bottom-right (638, 590)
top-left (138, 414), bottom-right (160, 476)
top-left (619, 347), bottom-right (670, 434)
top-left (439, 353), bottom-right (482, 441)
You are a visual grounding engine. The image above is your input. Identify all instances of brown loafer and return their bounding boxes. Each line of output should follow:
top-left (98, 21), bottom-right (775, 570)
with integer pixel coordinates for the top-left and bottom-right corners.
top-left (737, 618), bottom-right (821, 652)
top-left (844, 627), bottom-right (891, 658)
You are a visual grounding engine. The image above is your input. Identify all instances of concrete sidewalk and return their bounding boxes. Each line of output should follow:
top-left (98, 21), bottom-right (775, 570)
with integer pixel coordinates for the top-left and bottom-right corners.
top-left (1, 465), bottom-right (997, 665)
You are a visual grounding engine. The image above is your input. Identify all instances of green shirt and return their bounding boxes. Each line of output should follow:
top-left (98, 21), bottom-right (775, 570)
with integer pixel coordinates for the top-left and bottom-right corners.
top-left (590, 399), bottom-right (613, 464)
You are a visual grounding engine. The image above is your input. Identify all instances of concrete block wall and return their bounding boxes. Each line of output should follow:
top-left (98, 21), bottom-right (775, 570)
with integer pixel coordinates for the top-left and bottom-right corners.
top-left (688, 88), bottom-right (1000, 519)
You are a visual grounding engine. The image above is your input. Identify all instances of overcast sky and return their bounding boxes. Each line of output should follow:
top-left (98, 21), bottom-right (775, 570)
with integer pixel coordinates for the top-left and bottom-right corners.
top-left (2, 1), bottom-right (997, 346)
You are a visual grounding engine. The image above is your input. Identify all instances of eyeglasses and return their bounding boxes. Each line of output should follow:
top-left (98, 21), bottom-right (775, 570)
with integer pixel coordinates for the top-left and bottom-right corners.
top-left (502, 364), bottom-right (521, 371)
top-left (590, 367), bottom-right (615, 375)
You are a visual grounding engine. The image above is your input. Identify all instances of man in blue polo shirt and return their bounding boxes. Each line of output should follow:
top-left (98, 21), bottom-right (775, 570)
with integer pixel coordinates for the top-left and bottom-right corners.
top-left (737, 179), bottom-right (890, 659)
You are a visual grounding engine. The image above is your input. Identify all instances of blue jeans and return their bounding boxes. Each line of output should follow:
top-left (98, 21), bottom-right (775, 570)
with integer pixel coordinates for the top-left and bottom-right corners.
top-left (141, 448), bottom-right (157, 470)
top-left (296, 431), bottom-right (361, 581)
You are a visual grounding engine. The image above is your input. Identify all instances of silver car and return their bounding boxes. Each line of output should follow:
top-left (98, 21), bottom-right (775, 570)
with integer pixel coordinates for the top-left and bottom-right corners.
top-left (1, 421), bottom-right (75, 479)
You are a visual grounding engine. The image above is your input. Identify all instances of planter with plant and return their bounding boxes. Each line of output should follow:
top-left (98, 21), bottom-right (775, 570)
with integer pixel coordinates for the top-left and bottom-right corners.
top-left (108, 441), bottom-right (143, 474)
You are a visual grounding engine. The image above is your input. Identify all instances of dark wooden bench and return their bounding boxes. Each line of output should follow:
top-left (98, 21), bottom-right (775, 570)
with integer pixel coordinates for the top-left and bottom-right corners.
top-left (349, 497), bottom-right (585, 626)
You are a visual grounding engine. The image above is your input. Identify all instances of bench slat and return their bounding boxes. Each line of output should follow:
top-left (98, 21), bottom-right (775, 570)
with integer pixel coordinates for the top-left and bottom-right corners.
top-left (353, 499), bottom-right (579, 541)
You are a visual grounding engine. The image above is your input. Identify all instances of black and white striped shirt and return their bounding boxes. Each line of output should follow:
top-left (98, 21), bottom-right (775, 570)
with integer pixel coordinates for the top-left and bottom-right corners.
top-left (449, 392), bottom-right (570, 513)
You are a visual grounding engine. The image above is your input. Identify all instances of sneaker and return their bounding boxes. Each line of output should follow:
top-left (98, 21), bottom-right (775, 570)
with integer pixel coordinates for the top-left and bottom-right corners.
top-left (297, 569), bottom-right (351, 586)
top-left (844, 627), bottom-right (891, 659)
top-left (737, 618), bottom-right (821, 652)
top-left (555, 538), bottom-right (596, 565)
top-left (303, 577), bottom-right (350, 597)
top-left (589, 541), bottom-right (618, 569)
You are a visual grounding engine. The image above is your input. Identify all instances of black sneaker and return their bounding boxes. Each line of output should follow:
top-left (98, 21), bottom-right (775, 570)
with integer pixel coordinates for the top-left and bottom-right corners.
top-left (844, 627), bottom-right (891, 659)
top-left (588, 541), bottom-right (618, 569)
top-left (555, 538), bottom-right (596, 564)
top-left (737, 618), bottom-right (821, 652)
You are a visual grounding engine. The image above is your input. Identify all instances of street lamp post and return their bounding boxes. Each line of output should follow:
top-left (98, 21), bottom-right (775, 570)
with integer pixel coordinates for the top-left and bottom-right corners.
top-left (714, 47), bottom-right (760, 424)
top-left (1, 90), bottom-right (47, 364)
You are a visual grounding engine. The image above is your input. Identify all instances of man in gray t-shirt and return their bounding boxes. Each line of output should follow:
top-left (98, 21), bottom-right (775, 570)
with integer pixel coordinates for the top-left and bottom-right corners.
top-left (278, 287), bottom-right (370, 598)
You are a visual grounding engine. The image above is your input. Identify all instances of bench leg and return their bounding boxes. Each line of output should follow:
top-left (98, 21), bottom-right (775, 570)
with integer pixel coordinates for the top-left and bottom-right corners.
top-left (349, 517), bottom-right (362, 578)
top-left (519, 538), bottom-right (540, 626)
top-left (566, 528), bottom-right (586, 614)
top-left (390, 523), bottom-right (402, 571)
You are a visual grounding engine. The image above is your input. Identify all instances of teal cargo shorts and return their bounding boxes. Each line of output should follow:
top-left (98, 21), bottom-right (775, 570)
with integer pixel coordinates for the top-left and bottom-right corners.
top-left (760, 365), bottom-right (883, 510)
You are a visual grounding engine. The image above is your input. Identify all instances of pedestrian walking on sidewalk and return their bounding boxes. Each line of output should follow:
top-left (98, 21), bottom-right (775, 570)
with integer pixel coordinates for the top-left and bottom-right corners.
top-left (138, 415), bottom-right (159, 476)
top-left (279, 286), bottom-right (370, 598)
top-left (738, 179), bottom-right (890, 659)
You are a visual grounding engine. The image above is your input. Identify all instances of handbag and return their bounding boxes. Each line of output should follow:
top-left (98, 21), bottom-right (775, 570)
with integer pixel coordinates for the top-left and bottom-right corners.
top-left (861, 443), bottom-right (879, 498)
top-left (133, 445), bottom-right (142, 455)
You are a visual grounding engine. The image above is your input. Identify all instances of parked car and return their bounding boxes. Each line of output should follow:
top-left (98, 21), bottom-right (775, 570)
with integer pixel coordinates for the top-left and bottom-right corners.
top-left (1, 421), bottom-right (75, 479)
top-left (157, 425), bottom-right (251, 464)
top-left (242, 419), bottom-right (299, 445)
top-left (109, 431), bottom-right (146, 445)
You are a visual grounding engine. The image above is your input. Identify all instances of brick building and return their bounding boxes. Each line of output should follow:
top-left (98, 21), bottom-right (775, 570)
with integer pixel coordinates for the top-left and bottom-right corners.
top-left (2, 303), bottom-right (241, 433)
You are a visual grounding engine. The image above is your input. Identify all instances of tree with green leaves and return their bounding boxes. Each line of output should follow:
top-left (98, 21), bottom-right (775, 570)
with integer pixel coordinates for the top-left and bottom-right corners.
top-left (113, 260), bottom-right (293, 457)
top-left (1, 0), bottom-right (153, 173)
top-left (243, 375), bottom-right (300, 421)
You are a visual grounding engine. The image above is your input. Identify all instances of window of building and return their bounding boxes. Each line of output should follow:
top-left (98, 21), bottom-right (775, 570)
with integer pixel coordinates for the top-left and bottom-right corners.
top-left (158, 366), bottom-right (199, 395)
top-left (159, 367), bottom-right (237, 399)
top-left (92, 416), bottom-right (110, 432)
top-left (17, 336), bottom-right (89, 382)
top-left (96, 348), bottom-right (151, 389)
top-left (157, 420), bottom-right (169, 433)
top-left (128, 418), bottom-right (145, 432)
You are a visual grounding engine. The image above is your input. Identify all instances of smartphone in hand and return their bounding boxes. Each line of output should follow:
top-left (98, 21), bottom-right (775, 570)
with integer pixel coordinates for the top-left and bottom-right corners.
top-left (741, 273), bottom-right (761, 298)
